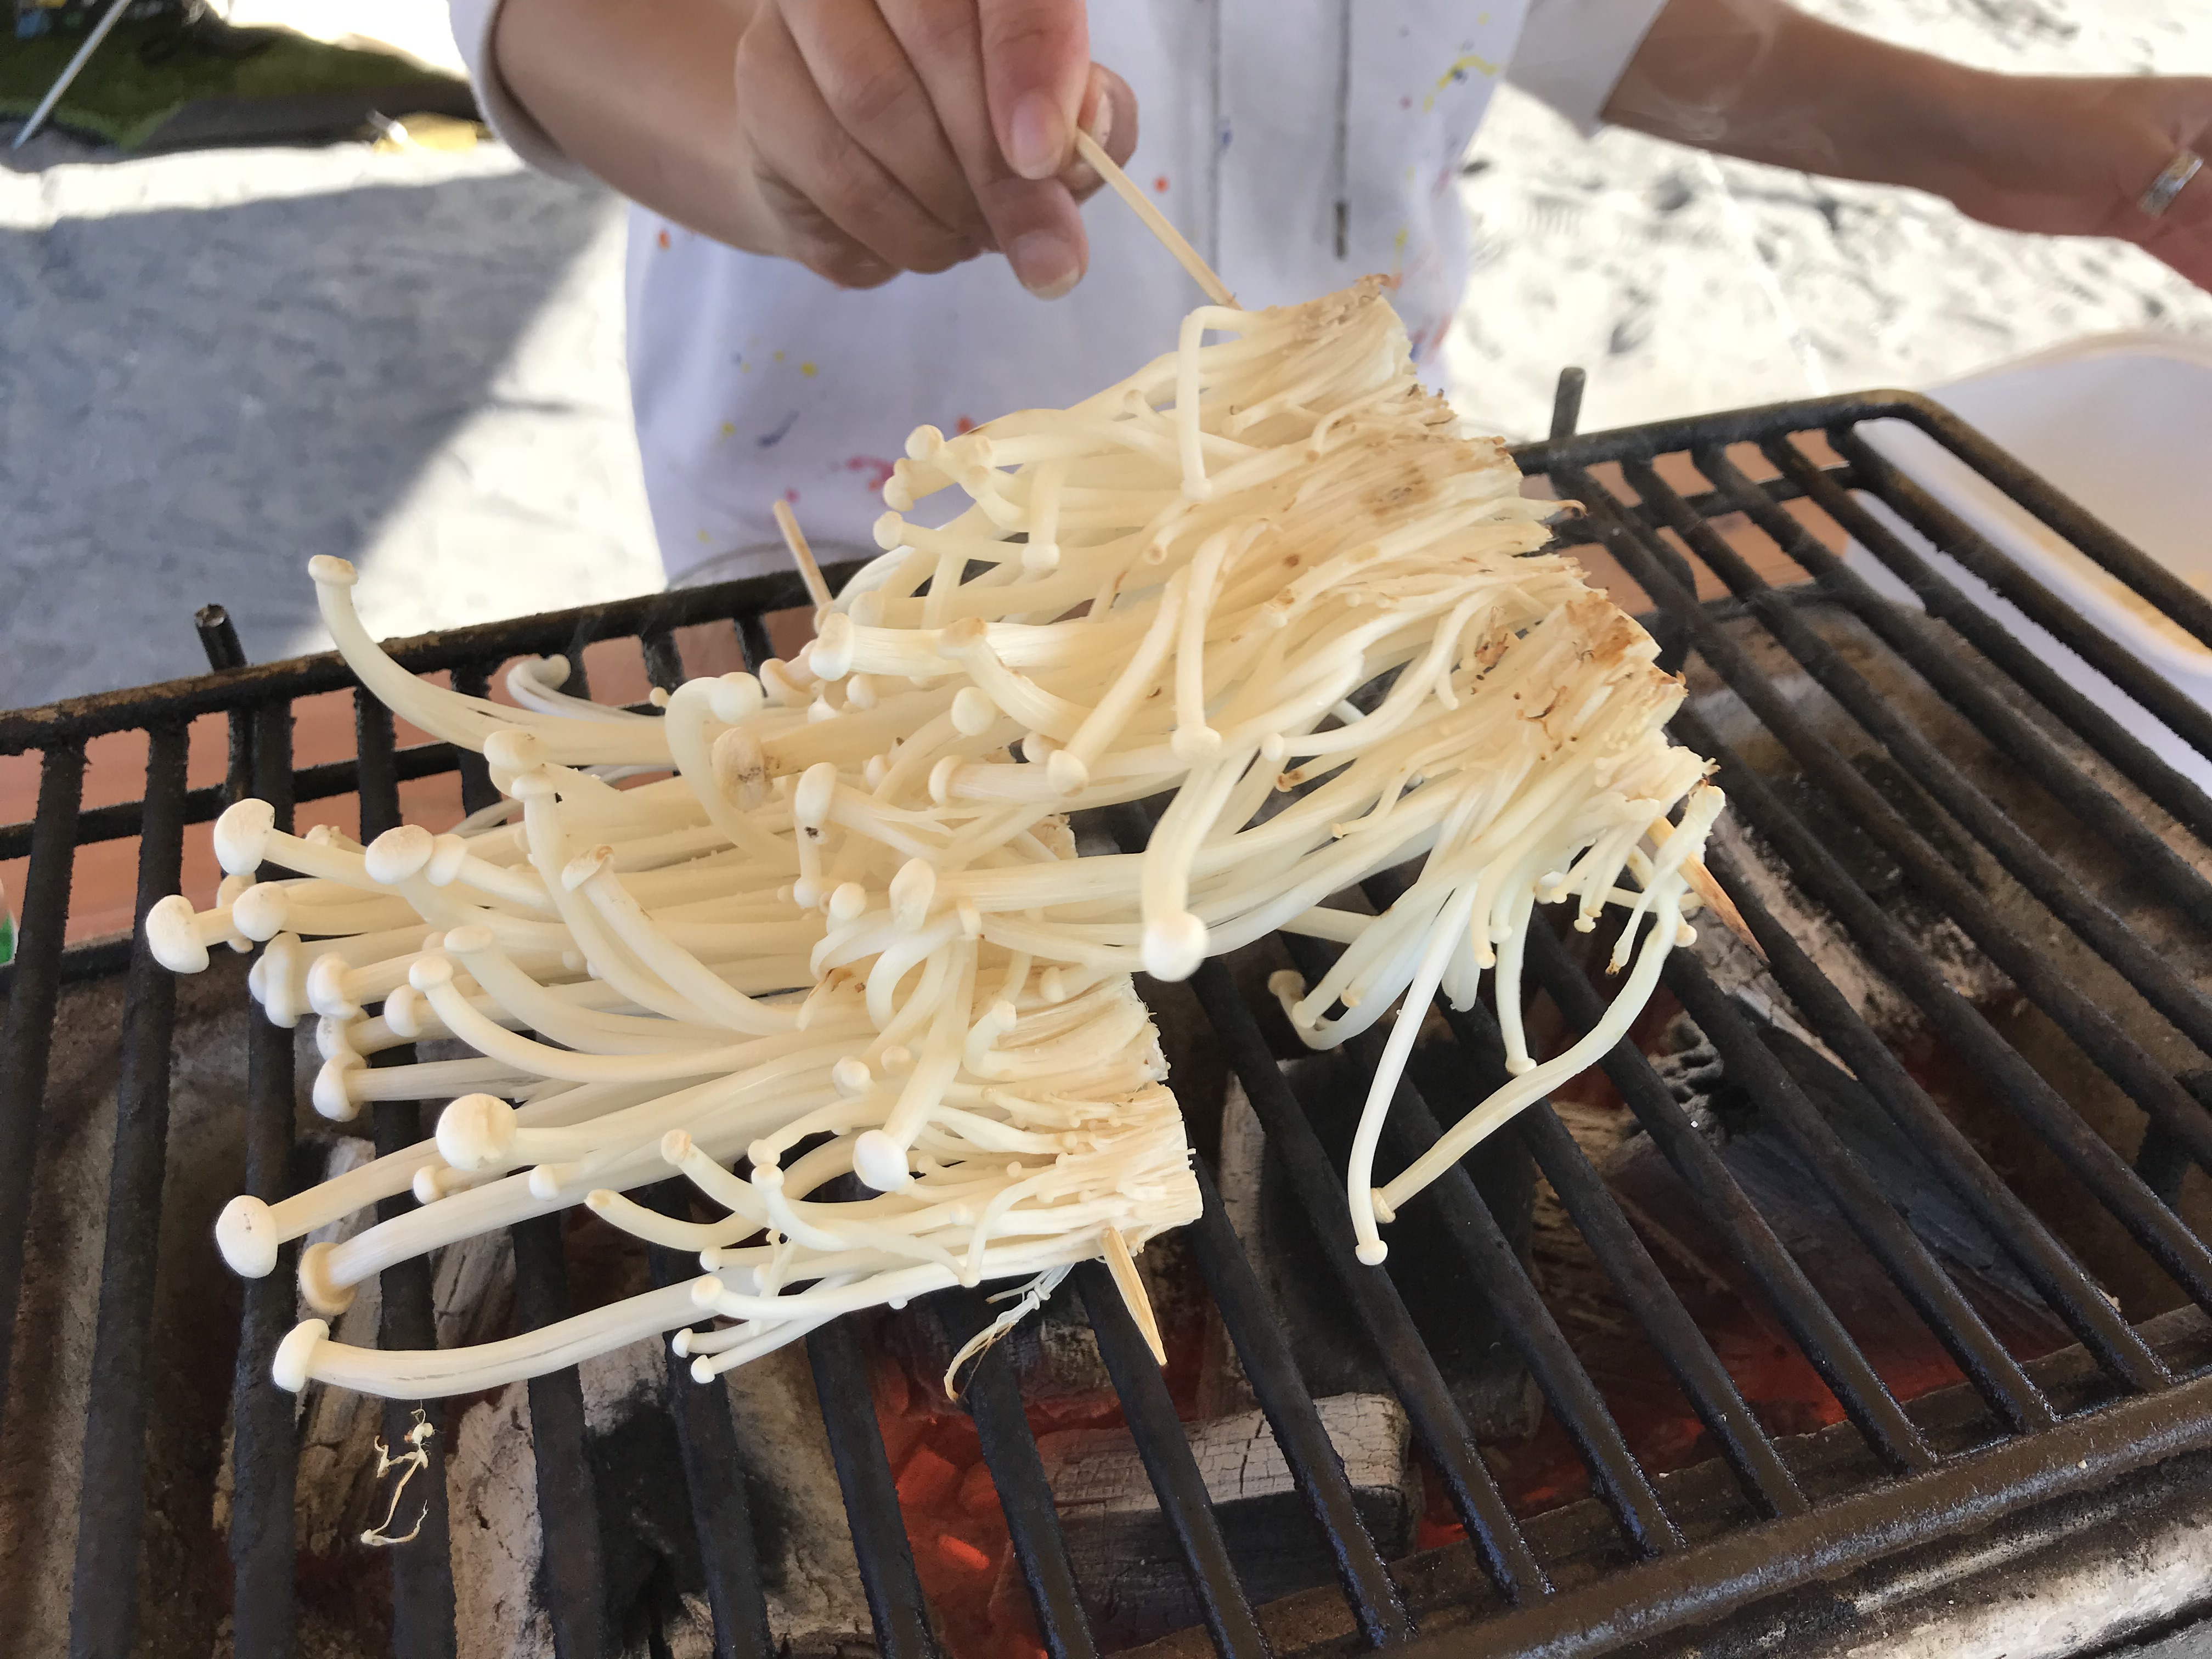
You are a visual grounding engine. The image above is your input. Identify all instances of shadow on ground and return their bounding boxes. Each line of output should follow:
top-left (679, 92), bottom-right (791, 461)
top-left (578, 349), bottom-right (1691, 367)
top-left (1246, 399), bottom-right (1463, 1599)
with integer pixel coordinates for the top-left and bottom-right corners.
top-left (0, 165), bottom-right (612, 709)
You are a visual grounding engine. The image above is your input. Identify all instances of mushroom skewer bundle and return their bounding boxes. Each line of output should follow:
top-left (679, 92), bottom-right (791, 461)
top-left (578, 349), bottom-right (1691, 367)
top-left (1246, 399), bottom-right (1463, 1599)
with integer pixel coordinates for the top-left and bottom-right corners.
top-left (275, 977), bottom-right (1191, 1399)
top-left (145, 272), bottom-right (1725, 1402)
top-left (146, 643), bottom-right (1198, 1397)
top-left (812, 277), bottom-right (1725, 1262)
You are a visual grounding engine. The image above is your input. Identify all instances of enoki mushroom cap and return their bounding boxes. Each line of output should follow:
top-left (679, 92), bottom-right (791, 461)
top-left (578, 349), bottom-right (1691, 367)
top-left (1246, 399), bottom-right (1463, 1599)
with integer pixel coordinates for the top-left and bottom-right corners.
top-left (708, 672), bottom-right (765, 725)
top-left (1046, 751), bottom-right (1090, 794)
top-left (437, 1092), bottom-right (518, 1172)
top-left (811, 612), bottom-right (856, 680)
top-left (950, 687), bottom-right (996, 737)
top-left (426, 833), bottom-right (472, 886)
top-left (307, 953), bottom-right (360, 1020)
top-left (1141, 912), bottom-right (1209, 982)
top-left (307, 555), bottom-right (359, 588)
top-left (794, 762), bottom-right (838, 829)
top-left (364, 823), bottom-right (437, 886)
top-left (145, 894), bottom-right (210, 974)
top-left (258, 934), bottom-right (310, 1028)
top-left (213, 798), bottom-right (277, 876)
top-left (482, 727), bottom-right (546, 774)
top-left (852, 1129), bottom-right (914, 1192)
top-left (216, 1194), bottom-right (279, 1278)
top-left (313, 1052), bottom-right (365, 1121)
top-left (272, 1318), bottom-right (330, 1392)
top-left (230, 882), bottom-right (290, 942)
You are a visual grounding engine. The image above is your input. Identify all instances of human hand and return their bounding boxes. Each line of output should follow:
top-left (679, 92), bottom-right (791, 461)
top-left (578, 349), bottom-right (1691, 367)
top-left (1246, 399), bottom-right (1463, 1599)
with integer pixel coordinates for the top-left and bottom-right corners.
top-left (1944, 73), bottom-right (2212, 292)
top-left (730, 0), bottom-right (1137, 295)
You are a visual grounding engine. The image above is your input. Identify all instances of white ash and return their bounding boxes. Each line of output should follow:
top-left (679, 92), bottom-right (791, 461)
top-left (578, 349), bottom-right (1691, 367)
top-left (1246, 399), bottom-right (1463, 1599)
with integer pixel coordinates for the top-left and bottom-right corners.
top-left (718, 1342), bottom-right (873, 1649)
top-left (1042, 1392), bottom-right (1414, 1518)
top-left (449, 1380), bottom-right (554, 1659)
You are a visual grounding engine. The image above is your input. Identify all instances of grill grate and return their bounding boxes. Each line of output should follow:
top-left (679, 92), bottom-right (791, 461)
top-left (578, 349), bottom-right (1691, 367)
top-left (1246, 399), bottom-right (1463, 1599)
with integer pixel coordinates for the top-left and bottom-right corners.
top-left (5, 388), bottom-right (2212, 1659)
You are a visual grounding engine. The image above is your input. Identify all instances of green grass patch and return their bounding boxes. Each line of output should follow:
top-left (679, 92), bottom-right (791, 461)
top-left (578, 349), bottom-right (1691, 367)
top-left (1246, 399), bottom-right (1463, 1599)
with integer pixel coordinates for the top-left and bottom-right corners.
top-left (0, 15), bottom-right (461, 149)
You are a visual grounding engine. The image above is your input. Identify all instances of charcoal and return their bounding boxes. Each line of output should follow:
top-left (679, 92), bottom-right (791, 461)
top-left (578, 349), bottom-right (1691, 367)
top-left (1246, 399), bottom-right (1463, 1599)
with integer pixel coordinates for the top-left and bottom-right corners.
top-left (1036, 1392), bottom-right (1414, 1646)
top-left (1238, 1050), bottom-right (1537, 1437)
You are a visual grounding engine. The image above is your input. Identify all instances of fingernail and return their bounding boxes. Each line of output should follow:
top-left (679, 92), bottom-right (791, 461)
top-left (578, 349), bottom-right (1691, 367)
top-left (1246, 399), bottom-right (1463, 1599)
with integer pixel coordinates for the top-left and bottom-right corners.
top-left (1007, 91), bottom-right (1067, 181)
top-left (1009, 230), bottom-right (1079, 298)
top-left (1084, 81), bottom-right (1113, 153)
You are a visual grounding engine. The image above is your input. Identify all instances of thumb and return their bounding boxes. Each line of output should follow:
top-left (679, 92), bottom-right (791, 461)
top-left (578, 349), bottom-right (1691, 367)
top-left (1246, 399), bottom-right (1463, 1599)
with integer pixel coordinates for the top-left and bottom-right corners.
top-left (979, 0), bottom-right (1091, 180)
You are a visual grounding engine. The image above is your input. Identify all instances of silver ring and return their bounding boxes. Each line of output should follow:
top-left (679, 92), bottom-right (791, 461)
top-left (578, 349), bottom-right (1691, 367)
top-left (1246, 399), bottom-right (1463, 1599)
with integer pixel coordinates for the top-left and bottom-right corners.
top-left (2140, 149), bottom-right (2204, 218)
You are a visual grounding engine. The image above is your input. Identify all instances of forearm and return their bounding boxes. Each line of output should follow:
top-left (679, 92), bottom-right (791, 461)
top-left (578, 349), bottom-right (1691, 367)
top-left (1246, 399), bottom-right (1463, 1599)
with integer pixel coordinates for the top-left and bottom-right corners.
top-left (1601, 0), bottom-right (2212, 279)
top-left (1600, 0), bottom-right (2008, 200)
top-left (490, 0), bottom-right (775, 249)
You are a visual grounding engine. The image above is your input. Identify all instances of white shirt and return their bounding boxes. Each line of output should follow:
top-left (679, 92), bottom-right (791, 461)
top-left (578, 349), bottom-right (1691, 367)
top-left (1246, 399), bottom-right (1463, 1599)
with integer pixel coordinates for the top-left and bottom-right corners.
top-left (449, 0), bottom-right (1666, 586)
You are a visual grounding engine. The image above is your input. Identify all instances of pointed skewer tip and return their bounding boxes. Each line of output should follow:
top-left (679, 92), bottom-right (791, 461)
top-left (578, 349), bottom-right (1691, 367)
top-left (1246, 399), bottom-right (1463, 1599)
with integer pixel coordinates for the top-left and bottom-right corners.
top-left (1101, 1224), bottom-right (1167, 1367)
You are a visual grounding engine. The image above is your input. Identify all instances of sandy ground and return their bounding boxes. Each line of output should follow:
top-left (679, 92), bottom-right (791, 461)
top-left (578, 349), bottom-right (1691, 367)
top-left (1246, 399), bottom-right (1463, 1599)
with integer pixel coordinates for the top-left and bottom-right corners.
top-left (1448, 0), bottom-right (2212, 436)
top-left (4, 0), bottom-right (2212, 708)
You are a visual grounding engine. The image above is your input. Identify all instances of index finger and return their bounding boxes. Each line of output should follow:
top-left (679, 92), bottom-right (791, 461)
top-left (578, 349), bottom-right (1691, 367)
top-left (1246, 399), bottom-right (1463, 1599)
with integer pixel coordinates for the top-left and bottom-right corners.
top-left (978, 0), bottom-right (1090, 180)
top-left (879, 0), bottom-right (1091, 294)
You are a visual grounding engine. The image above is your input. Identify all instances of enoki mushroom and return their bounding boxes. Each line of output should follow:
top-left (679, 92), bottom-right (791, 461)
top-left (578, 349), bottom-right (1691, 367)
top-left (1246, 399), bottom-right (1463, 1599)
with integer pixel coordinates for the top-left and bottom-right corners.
top-left (146, 275), bottom-right (1722, 1403)
top-left (151, 647), bottom-right (1198, 1398)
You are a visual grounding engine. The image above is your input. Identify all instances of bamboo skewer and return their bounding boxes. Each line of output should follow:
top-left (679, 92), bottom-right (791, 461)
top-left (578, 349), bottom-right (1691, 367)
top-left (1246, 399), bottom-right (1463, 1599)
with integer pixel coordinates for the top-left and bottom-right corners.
top-left (773, 498), bottom-right (834, 614)
top-left (1073, 129), bottom-right (1238, 308)
top-left (1102, 1225), bottom-right (1167, 1367)
top-left (1650, 816), bottom-right (1764, 962)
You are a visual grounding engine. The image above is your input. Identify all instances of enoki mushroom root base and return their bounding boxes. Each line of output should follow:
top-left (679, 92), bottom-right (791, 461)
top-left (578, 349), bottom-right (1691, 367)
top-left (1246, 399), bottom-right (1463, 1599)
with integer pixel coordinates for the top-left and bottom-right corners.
top-left (150, 278), bottom-right (1720, 1401)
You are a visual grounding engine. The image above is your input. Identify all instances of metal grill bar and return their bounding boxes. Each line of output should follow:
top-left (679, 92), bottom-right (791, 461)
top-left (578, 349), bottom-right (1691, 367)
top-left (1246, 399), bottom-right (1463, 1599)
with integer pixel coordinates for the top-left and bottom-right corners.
top-left (737, 613), bottom-right (776, 679)
top-left (644, 1186), bottom-right (778, 1659)
top-left (1700, 834), bottom-right (2170, 1390)
top-left (808, 1314), bottom-right (941, 1659)
top-left (65, 723), bottom-right (189, 1659)
top-left (1565, 471), bottom-right (2212, 1266)
top-left (2139, 1084), bottom-right (2204, 1215)
top-left (1663, 957), bottom-right (2054, 1432)
top-left (0, 571), bottom-right (823, 758)
top-left (229, 702), bottom-right (301, 1659)
top-left (1742, 442), bottom-right (2212, 888)
top-left (372, 1086), bottom-right (460, 1656)
top-left (359, 690), bottom-right (462, 1659)
top-left (0, 742), bottom-right (85, 1418)
top-left (450, 663), bottom-right (501, 817)
top-left (1523, 923), bottom-right (1934, 1475)
top-left (513, 1211), bottom-right (613, 1658)
top-left (1076, 1257), bottom-right (1272, 1658)
top-left (1279, 932), bottom-right (1682, 1559)
top-left (641, 626), bottom-right (689, 693)
top-left (1836, 428), bottom-right (2212, 764)
top-left (0, 741), bottom-right (470, 860)
top-left (1395, 1363), bottom-right (2212, 1659)
top-left (16, 394), bottom-right (2212, 1659)
top-left (196, 605), bottom-right (252, 816)
top-left (1900, 405), bottom-right (2212, 654)
top-left (1675, 706), bottom-right (2212, 1311)
top-left (1439, 1000), bottom-right (1809, 1520)
top-left (1183, 957), bottom-right (1550, 1602)
top-left (1356, 803), bottom-right (1813, 1523)
top-left (1181, 1159), bottom-right (1417, 1646)
top-left (940, 1289), bottom-right (1104, 1659)
top-left (1811, 430), bottom-right (2212, 849)
top-left (1620, 459), bottom-right (2212, 1169)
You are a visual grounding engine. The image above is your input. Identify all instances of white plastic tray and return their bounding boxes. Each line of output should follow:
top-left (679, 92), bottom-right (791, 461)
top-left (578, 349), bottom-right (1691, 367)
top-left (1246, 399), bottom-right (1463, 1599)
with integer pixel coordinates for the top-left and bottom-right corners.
top-left (1841, 332), bottom-right (2212, 791)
